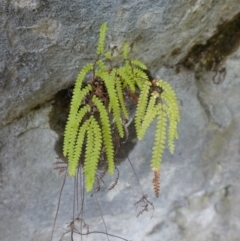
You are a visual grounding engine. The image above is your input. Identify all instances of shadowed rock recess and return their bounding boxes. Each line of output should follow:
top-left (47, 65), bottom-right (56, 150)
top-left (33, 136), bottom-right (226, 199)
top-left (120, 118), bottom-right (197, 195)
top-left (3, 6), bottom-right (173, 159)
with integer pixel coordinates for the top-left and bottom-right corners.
top-left (1, 1), bottom-right (240, 241)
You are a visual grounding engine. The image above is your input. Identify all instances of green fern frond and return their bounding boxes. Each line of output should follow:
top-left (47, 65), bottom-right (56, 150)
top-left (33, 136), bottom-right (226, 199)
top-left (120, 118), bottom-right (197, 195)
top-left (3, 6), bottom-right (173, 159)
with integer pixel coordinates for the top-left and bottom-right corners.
top-left (96, 60), bottom-right (108, 72)
top-left (131, 59), bottom-right (147, 70)
top-left (174, 130), bottom-right (179, 139)
top-left (84, 121), bottom-right (94, 190)
top-left (63, 66), bottom-right (93, 170)
top-left (168, 119), bottom-right (178, 154)
top-left (161, 92), bottom-right (180, 125)
top-left (138, 91), bottom-right (159, 140)
top-left (164, 108), bottom-right (179, 150)
top-left (155, 79), bottom-right (180, 154)
top-left (131, 67), bottom-right (149, 90)
top-left (84, 116), bottom-right (102, 192)
top-left (123, 42), bottom-right (130, 59)
top-left (125, 61), bottom-right (137, 92)
top-left (135, 81), bottom-right (151, 137)
top-left (68, 116), bottom-right (90, 176)
top-left (115, 75), bottom-right (129, 119)
top-left (104, 51), bottom-right (112, 60)
top-left (63, 104), bottom-right (90, 158)
top-left (156, 79), bottom-right (180, 122)
top-left (96, 69), bottom-right (124, 137)
top-left (92, 95), bottom-right (115, 175)
top-left (108, 70), bottom-right (124, 137)
top-left (97, 22), bottom-right (108, 55)
top-left (65, 65), bottom-right (92, 140)
top-left (63, 84), bottom-right (91, 156)
top-left (74, 64), bottom-right (93, 98)
top-left (62, 23), bottom-right (181, 197)
top-left (160, 105), bottom-right (177, 154)
top-left (151, 105), bottom-right (167, 171)
top-left (70, 84), bottom-right (92, 117)
top-left (117, 66), bottom-right (136, 92)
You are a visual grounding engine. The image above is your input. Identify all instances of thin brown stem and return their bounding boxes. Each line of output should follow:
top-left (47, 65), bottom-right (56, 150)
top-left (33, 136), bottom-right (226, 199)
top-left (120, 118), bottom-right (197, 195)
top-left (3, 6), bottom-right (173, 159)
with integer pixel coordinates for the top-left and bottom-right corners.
top-left (51, 170), bottom-right (67, 241)
top-left (124, 150), bottom-right (144, 195)
top-left (93, 191), bottom-right (110, 241)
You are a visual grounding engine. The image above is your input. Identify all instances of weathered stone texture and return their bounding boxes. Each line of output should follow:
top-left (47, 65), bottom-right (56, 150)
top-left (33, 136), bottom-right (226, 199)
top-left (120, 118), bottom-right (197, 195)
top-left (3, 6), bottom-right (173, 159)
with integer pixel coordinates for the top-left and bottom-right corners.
top-left (1, 0), bottom-right (240, 241)
top-left (1, 0), bottom-right (240, 128)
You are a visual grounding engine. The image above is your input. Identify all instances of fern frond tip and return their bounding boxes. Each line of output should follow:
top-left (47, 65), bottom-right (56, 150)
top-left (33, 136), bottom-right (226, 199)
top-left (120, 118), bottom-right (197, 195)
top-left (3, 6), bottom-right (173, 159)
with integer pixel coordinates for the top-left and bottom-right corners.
top-left (97, 22), bottom-right (108, 55)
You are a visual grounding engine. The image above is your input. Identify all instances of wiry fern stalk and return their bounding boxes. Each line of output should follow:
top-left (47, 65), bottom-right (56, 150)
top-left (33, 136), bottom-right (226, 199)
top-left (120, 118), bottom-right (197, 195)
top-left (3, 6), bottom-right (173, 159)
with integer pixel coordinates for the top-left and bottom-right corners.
top-left (62, 22), bottom-right (180, 195)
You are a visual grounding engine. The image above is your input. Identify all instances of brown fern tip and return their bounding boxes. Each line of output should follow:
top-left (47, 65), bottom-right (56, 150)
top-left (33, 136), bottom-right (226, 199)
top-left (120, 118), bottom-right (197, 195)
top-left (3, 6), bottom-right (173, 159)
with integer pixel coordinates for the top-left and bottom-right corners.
top-left (152, 170), bottom-right (160, 197)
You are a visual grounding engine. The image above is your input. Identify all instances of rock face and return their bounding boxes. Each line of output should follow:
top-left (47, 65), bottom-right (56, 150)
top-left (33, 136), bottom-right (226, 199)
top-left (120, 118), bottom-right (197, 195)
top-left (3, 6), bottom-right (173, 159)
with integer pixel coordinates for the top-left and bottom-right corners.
top-left (1, 1), bottom-right (240, 241)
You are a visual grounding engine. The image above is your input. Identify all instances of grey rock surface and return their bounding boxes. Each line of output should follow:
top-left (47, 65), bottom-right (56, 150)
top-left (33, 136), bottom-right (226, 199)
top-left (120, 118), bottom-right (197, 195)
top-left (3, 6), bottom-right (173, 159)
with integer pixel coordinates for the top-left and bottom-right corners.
top-left (1, 0), bottom-right (240, 128)
top-left (1, 1), bottom-right (240, 241)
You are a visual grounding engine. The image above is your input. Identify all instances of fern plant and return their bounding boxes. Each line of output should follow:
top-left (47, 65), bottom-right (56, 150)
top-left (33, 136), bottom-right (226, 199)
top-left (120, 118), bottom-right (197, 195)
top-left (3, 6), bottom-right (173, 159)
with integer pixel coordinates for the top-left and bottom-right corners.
top-left (63, 23), bottom-right (180, 196)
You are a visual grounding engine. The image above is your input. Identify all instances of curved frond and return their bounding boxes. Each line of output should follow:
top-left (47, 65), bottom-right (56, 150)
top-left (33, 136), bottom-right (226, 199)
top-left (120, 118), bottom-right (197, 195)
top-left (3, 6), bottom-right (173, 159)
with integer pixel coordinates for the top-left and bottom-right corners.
top-left (73, 64), bottom-right (93, 100)
top-left (138, 91), bottom-right (159, 140)
top-left (92, 95), bottom-right (115, 175)
top-left (132, 67), bottom-right (149, 90)
top-left (84, 116), bottom-right (102, 192)
top-left (161, 92), bottom-right (180, 125)
top-left (156, 79), bottom-right (180, 122)
top-left (70, 84), bottom-right (92, 117)
top-left (161, 105), bottom-right (177, 154)
top-left (135, 81), bottom-right (151, 137)
top-left (131, 59), bottom-right (147, 70)
top-left (68, 116), bottom-right (90, 176)
top-left (69, 64), bottom-right (93, 124)
top-left (63, 84), bottom-right (91, 155)
top-left (96, 69), bottom-right (124, 137)
top-left (151, 105), bottom-right (167, 171)
top-left (117, 65), bottom-right (135, 92)
top-left (156, 79), bottom-right (180, 154)
top-left (96, 59), bottom-right (108, 72)
top-left (168, 119), bottom-right (178, 154)
top-left (115, 75), bottom-right (129, 119)
top-left (97, 22), bottom-right (108, 55)
top-left (63, 104), bottom-right (90, 158)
